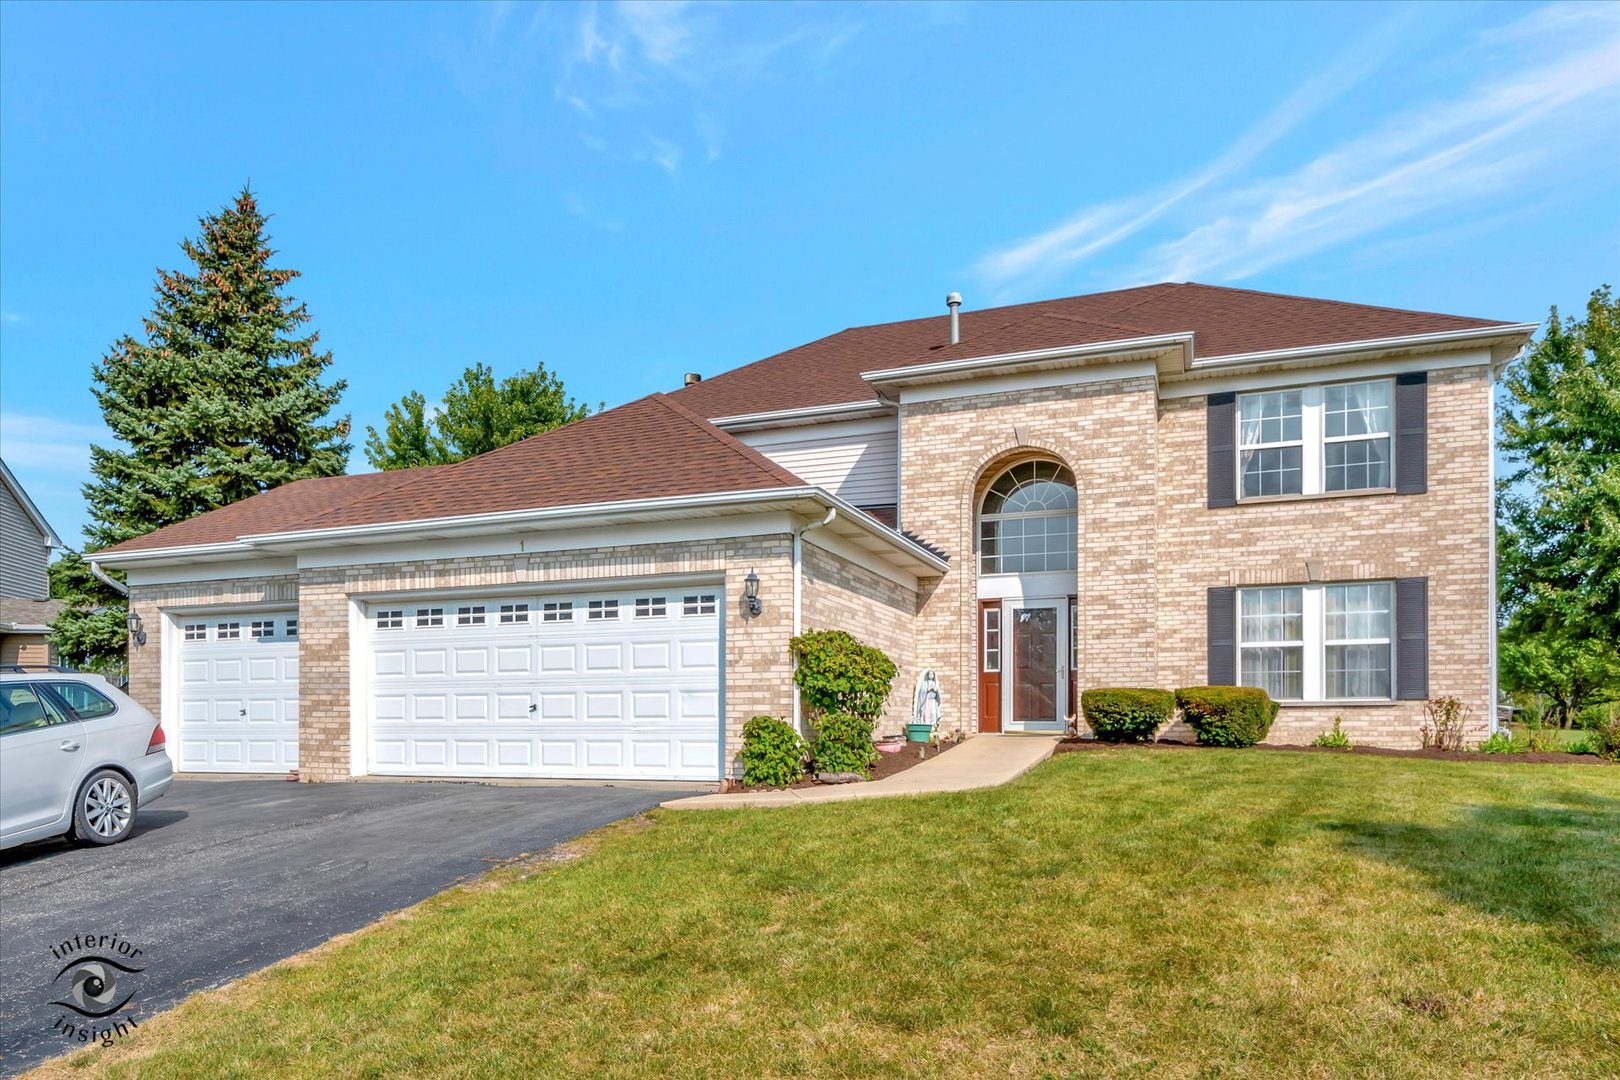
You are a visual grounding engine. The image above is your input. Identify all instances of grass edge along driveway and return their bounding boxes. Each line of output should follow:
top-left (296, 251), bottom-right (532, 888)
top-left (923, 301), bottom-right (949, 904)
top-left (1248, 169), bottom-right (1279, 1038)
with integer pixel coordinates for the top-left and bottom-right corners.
top-left (24, 750), bottom-right (1620, 1080)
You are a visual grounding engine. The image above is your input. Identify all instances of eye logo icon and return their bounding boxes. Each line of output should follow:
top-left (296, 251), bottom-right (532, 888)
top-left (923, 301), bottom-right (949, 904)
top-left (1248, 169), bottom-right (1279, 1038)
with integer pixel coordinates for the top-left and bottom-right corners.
top-left (52, 955), bottom-right (143, 1018)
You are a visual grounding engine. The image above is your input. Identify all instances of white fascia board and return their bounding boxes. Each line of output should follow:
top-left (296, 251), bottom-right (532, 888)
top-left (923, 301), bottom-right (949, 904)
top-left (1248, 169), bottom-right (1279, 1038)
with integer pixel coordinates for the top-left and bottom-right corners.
top-left (93, 540), bottom-right (259, 568)
top-left (1185, 323), bottom-right (1539, 372)
top-left (292, 512), bottom-right (803, 570)
top-left (0, 623), bottom-right (52, 633)
top-left (236, 488), bottom-right (821, 550)
top-left (1158, 347), bottom-right (1494, 399)
top-left (711, 400), bottom-right (895, 431)
top-left (801, 527), bottom-right (922, 590)
top-left (126, 557), bottom-right (299, 587)
top-left (860, 333), bottom-right (1195, 385)
top-left (898, 360), bottom-right (1160, 405)
top-left (809, 489), bottom-right (950, 574)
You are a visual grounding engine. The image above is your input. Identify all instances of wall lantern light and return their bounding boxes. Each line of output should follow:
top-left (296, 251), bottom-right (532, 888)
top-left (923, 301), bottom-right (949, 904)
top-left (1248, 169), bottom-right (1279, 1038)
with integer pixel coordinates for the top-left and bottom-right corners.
top-left (743, 570), bottom-right (762, 617)
top-left (126, 609), bottom-right (146, 647)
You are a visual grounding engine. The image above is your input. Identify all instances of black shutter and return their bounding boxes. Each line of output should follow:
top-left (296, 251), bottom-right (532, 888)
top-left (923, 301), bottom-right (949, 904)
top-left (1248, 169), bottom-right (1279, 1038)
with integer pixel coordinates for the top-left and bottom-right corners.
top-left (1394, 372), bottom-right (1427, 495)
top-left (1207, 586), bottom-right (1237, 685)
top-left (1395, 577), bottom-right (1428, 700)
top-left (1207, 392), bottom-right (1237, 508)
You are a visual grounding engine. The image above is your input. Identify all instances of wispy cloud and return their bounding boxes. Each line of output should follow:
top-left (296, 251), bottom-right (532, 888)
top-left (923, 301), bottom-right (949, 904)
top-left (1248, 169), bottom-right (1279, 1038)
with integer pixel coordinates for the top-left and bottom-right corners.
top-left (552, 1), bottom-right (862, 176)
top-left (0, 413), bottom-right (108, 475)
top-left (975, 2), bottom-right (1620, 294)
top-left (1, 311), bottom-right (22, 324)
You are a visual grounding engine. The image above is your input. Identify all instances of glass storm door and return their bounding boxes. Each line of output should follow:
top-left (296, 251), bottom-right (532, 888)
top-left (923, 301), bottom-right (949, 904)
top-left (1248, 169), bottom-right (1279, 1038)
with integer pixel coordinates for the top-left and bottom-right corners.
top-left (1009, 603), bottom-right (1064, 728)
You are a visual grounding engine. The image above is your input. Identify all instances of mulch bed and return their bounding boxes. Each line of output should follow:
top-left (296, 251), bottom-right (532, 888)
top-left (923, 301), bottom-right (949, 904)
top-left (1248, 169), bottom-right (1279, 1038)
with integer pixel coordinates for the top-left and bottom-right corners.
top-left (1053, 737), bottom-right (1612, 766)
top-left (737, 738), bottom-right (959, 792)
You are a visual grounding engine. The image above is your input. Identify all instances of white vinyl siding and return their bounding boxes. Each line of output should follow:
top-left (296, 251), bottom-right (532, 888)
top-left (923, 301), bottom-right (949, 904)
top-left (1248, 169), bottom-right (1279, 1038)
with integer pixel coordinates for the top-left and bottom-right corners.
top-left (734, 416), bottom-right (898, 507)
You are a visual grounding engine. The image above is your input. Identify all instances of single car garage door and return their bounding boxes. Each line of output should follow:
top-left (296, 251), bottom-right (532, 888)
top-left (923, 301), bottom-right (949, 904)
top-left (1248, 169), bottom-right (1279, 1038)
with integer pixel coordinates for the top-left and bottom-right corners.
top-left (365, 585), bottom-right (722, 781)
top-left (175, 611), bottom-right (299, 772)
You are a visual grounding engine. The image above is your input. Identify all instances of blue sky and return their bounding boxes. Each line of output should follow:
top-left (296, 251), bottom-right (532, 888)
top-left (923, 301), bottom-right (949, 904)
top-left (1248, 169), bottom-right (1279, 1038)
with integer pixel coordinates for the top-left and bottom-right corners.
top-left (2, 1), bottom-right (1617, 550)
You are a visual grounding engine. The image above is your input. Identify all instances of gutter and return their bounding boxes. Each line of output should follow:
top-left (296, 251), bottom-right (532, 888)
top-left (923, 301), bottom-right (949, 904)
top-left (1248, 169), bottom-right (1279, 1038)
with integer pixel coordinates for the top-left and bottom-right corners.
top-left (88, 558), bottom-right (129, 597)
top-left (791, 507), bottom-right (837, 737)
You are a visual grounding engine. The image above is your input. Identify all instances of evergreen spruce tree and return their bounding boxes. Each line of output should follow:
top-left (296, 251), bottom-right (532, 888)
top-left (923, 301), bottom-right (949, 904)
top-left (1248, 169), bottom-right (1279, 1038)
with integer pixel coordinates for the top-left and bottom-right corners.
top-left (53, 187), bottom-right (350, 669)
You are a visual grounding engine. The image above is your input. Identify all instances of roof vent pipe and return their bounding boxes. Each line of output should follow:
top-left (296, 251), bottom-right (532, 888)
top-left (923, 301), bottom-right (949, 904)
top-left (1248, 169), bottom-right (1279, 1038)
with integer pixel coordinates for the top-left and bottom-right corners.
top-left (683, 372), bottom-right (702, 387)
top-left (946, 292), bottom-right (962, 345)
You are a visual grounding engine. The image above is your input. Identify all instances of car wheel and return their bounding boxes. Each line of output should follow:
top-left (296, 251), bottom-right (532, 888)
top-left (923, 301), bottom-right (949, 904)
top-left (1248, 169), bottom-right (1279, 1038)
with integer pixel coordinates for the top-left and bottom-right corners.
top-left (74, 770), bottom-right (136, 845)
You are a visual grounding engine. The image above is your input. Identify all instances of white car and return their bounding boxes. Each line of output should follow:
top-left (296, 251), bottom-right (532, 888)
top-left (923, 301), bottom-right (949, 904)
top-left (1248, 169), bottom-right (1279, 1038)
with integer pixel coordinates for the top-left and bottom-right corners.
top-left (0, 670), bottom-right (173, 851)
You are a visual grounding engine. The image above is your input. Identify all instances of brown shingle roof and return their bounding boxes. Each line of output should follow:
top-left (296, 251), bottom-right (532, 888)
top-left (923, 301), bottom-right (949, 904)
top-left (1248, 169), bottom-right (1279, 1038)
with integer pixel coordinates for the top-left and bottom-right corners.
top-left (0, 597), bottom-right (66, 629)
top-left (97, 394), bottom-right (807, 555)
top-left (674, 282), bottom-right (1517, 417)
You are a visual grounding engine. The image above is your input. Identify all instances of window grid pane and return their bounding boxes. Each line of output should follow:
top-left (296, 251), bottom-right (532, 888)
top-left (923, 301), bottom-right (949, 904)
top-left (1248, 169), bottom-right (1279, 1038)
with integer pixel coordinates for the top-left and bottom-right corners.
top-left (982, 609), bottom-right (1000, 673)
top-left (1240, 646), bottom-right (1304, 700)
top-left (1239, 390), bottom-right (1303, 446)
top-left (1324, 438), bottom-right (1391, 491)
top-left (1324, 381), bottom-right (1391, 439)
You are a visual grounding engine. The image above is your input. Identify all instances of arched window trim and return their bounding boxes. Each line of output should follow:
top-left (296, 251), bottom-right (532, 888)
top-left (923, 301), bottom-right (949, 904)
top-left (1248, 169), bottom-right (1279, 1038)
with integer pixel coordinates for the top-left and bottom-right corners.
top-left (978, 460), bottom-right (1078, 576)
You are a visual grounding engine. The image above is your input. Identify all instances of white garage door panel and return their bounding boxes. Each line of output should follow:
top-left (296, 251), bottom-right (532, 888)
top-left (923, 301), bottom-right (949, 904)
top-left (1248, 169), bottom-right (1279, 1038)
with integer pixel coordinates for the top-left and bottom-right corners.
top-left (174, 611), bottom-right (299, 773)
top-left (366, 588), bottom-right (722, 781)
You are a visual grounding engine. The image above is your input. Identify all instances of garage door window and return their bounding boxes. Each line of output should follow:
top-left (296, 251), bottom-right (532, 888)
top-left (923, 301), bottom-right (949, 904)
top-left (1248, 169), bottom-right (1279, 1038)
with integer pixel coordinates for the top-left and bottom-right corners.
top-left (286, 619), bottom-right (299, 639)
top-left (499, 603), bottom-right (529, 625)
top-left (376, 610), bottom-right (404, 630)
top-left (183, 623), bottom-right (207, 641)
top-left (456, 606), bottom-right (487, 627)
top-left (683, 594), bottom-right (717, 616)
top-left (542, 601), bottom-right (573, 622)
top-left (251, 620), bottom-right (275, 639)
top-left (217, 622), bottom-right (241, 640)
top-left (587, 599), bottom-right (619, 621)
top-left (635, 597), bottom-right (667, 618)
top-left (415, 608), bottom-right (444, 629)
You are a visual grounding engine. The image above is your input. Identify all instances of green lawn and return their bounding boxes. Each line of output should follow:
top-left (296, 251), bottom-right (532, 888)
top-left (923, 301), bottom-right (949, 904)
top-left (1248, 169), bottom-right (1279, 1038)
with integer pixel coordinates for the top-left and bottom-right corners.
top-left (32, 751), bottom-right (1620, 1079)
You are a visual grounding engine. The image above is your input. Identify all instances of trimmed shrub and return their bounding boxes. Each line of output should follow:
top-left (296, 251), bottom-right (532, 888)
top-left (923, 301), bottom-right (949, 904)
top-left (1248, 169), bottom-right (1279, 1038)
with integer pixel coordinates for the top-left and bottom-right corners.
top-left (790, 630), bottom-right (898, 722)
top-left (741, 715), bottom-right (807, 788)
top-left (1175, 686), bottom-right (1278, 748)
top-left (1080, 688), bottom-right (1174, 743)
top-left (811, 712), bottom-right (879, 776)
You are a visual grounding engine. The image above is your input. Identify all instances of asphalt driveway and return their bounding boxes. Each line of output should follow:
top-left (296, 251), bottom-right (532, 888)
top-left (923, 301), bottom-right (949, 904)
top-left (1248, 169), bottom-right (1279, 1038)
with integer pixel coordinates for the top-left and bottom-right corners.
top-left (0, 776), bottom-right (701, 1075)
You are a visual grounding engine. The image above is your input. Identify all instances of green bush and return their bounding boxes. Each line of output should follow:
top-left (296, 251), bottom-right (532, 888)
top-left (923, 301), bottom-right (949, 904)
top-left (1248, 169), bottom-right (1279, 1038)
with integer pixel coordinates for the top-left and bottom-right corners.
top-left (790, 630), bottom-right (898, 722)
top-left (1581, 716), bottom-right (1620, 762)
top-left (1080, 688), bottom-right (1174, 743)
top-left (1175, 686), bottom-right (1278, 748)
top-left (1312, 718), bottom-right (1353, 749)
top-left (741, 715), bottom-right (807, 788)
top-left (811, 712), bottom-right (879, 776)
top-left (1477, 730), bottom-right (1517, 754)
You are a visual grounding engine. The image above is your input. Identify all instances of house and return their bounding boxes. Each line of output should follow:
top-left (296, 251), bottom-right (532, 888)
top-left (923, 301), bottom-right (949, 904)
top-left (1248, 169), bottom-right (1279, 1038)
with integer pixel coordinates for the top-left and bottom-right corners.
top-left (0, 458), bottom-right (65, 667)
top-left (90, 283), bottom-right (1537, 781)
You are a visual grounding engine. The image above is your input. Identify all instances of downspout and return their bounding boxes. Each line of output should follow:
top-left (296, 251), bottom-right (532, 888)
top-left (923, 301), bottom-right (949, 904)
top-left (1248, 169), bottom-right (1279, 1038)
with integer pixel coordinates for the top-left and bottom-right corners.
top-left (791, 507), bottom-right (837, 736)
top-left (88, 558), bottom-right (129, 597)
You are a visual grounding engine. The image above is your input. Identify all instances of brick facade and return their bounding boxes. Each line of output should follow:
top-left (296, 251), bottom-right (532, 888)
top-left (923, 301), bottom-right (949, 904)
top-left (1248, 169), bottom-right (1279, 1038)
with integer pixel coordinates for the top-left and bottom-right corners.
top-left (800, 542), bottom-right (923, 738)
top-left (898, 363), bottom-right (1494, 748)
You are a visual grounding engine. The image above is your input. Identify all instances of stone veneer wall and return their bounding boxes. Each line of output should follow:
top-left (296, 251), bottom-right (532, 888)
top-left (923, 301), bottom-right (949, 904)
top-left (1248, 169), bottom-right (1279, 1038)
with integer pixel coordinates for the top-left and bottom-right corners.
top-left (799, 542), bottom-right (924, 739)
top-left (1154, 364), bottom-right (1494, 747)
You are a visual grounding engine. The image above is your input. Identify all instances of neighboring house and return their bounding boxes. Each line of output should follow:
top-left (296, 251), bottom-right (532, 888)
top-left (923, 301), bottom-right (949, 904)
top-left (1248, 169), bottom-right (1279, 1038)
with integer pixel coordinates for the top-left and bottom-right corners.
top-left (0, 458), bottom-right (65, 667)
top-left (90, 283), bottom-right (1536, 782)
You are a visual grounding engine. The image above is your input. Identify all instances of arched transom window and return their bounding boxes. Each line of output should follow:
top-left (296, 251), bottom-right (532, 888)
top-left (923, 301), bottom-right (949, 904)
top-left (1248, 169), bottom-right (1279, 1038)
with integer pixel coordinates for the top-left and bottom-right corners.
top-left (978, 461), bottom-right (1077, 575)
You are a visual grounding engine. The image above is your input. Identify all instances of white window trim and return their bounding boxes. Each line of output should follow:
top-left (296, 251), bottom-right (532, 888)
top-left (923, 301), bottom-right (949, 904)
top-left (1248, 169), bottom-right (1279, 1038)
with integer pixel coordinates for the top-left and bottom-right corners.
top-left (982, 607), bottom-right (1001, 673)
top-left (1237, 582), bottom-right (1396, 703)
top-left (1238, 378), bottom-right (1394, 500)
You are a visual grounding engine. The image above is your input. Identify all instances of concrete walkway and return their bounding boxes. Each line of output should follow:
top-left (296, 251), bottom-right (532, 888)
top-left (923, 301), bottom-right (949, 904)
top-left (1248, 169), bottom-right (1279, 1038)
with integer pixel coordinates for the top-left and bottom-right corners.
top-left (661, 734), bottom-right (1061, 810)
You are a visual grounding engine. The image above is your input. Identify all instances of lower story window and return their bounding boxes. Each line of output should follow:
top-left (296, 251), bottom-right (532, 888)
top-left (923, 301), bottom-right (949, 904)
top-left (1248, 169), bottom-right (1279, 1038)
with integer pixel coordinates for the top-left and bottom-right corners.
top-left (1238, 582), bottom-right (1393, 701)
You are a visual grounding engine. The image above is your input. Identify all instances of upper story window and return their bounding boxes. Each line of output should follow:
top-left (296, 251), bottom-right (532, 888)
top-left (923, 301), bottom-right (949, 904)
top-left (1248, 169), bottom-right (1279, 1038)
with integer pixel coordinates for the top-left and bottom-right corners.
top-left (978, 461), bottom-right (1077, 576)
top-left (1239, 380), bottom-right (1391, 499)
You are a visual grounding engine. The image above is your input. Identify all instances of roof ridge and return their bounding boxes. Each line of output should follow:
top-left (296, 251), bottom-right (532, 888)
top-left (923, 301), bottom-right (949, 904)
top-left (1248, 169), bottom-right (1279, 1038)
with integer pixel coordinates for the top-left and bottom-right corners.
top-left (649, 393), bottom-right (808, 489)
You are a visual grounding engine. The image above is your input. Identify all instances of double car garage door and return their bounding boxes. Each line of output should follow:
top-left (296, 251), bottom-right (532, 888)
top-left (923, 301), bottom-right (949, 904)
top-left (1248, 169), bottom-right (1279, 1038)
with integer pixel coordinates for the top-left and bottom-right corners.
top-left (174, 584), bottom-right (723, 782)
